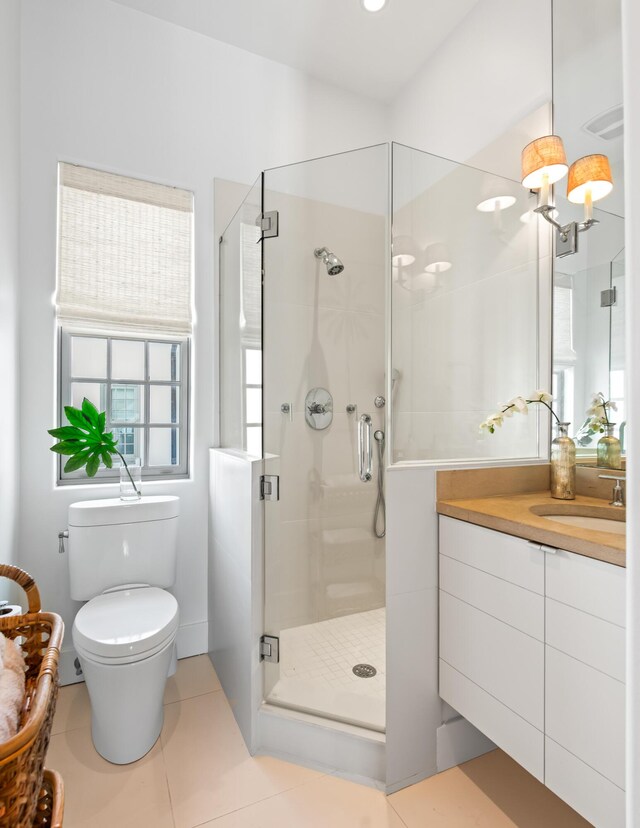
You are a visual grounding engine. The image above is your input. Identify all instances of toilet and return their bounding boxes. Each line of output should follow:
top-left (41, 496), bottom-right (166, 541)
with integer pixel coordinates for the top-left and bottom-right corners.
top-left (67, 495), bottom-right (180, 764)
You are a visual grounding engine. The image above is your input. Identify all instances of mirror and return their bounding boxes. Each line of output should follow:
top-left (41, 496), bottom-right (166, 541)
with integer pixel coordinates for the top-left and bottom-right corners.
top-left (552, 0), bottom-right (625, 466)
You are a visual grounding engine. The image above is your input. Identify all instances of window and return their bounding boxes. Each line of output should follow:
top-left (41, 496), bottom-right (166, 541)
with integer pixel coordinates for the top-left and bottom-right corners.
top-left (56, 163), bottom-right (193, 483)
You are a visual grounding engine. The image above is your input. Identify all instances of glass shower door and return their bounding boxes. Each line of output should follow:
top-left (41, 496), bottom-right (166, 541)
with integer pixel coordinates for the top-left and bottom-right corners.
top-left (261, 145), bottom-right (389, 731)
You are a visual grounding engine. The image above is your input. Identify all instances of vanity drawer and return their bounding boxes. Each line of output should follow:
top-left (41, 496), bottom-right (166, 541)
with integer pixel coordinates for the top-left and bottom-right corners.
top-left (545, 645), bottom-right (625, 789)
top-left (546, 597), bottom-right (625, 681)
top-left (440, 591), bottom-right (544, 729)
top-left (545, 548), bottom-right (625, 627)
top-left (440, 554), bottom-right (543, 640)
top-left (440, 660), bottom-right (543, 782)
top-left (545, 737), bottom-right (625, 828)
top-left (439, 516), bottom-right (544, 594)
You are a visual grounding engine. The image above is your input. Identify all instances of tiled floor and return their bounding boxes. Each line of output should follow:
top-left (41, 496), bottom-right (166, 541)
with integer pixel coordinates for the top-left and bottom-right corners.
top-left (47, 655), bottom-right (591, 827)
top-left (267, 608), bottom-right (385, 731)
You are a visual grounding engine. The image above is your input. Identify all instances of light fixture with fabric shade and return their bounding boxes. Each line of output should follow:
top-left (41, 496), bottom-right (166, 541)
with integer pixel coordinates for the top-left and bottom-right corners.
top-left (567, 154), bottom-right (613, 220)
top-left (521, 135), bottom-right (568, 189)
top-left (521, 136), bottom-right (610, 257)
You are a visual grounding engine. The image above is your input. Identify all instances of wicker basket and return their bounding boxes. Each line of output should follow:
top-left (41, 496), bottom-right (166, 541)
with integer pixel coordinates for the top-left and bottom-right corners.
top-left (33, 770), bottom-right (64, 828)
top-left (0, 565), bottom-right (64, 828)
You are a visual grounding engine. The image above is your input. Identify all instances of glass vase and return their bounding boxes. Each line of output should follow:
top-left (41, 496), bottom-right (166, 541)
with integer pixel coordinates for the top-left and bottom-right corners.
top-left (120, 464), bottom-right (142, 502)
top-left (597, 423), bottom-right (622, 469)
top-left (550, 422), bottom-right (575, 500)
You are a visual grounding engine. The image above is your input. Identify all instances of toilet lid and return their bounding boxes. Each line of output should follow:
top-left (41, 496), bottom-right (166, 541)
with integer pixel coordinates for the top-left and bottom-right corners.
top-left (73, 587), bottom-right (179, 660)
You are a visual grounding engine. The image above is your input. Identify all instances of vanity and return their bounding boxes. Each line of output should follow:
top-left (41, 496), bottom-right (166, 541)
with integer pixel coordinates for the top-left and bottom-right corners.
top-left (437, 467), bottom-right (626, 828)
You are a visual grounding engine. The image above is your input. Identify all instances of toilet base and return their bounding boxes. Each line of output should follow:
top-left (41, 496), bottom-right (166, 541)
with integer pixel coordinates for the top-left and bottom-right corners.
top-left (77, 636), bottom-right (176, 764)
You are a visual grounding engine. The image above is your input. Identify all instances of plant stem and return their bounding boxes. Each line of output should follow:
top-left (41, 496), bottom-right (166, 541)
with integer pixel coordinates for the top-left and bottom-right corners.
top-left (526, 398), bottom-right (561, 425)
top-left (114, 450), bottom-right (140, 495)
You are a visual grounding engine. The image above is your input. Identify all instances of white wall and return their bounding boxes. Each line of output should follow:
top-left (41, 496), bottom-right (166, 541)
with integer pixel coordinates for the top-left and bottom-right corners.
top-left (18, 0), bottom-right (387, 683)
top-left (392, 0), bottom-right (552, 179)
top-left (622, 1), bottom-right (640, 823)
top-left (0, 0), bottom-right (21, 597)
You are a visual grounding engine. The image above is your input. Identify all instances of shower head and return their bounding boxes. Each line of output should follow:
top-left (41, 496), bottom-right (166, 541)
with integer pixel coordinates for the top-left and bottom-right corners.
top-left (314, 247), bottom-right (344, 276)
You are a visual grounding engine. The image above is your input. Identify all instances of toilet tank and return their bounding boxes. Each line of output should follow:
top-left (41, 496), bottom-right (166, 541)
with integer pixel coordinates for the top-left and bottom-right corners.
top-left (68, 496), bottom-right (180, 600)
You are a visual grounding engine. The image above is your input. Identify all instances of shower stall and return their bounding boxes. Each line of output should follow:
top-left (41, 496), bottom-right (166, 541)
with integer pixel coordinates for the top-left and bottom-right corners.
top-left (212, 141), bottom-right (544, 785)
top-left (220, 144), bottom-right (389, 733)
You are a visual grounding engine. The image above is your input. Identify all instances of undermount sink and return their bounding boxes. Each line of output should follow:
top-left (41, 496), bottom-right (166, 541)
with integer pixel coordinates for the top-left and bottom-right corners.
top-left (529, 504), bottom-right (626, 536)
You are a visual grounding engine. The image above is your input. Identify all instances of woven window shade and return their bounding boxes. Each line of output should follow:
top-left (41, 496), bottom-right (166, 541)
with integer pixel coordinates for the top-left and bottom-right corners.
top-left (57, 163), bottom-right (193, 334)
top-left (240, 221), bottom-right (261, 348)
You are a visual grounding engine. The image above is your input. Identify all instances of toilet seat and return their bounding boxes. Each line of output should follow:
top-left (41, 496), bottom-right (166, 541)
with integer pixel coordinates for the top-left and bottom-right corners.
top-left (73, 586), bottom-right (179, 663)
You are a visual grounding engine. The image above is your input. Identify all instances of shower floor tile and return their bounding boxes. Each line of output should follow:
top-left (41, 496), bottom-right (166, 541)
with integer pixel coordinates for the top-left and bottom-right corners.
top-left (266, 607), bottom-right (386, 731)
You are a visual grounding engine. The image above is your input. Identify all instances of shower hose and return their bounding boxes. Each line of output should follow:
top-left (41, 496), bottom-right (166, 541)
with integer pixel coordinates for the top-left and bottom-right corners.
top-left (373, 430), bottom-right (386, 539)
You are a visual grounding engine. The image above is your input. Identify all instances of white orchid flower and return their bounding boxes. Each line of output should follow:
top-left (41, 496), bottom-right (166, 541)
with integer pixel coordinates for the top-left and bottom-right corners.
top-left (499, 404), bottom-right (514, 418)
top-left (531, 390), bottom-right (553, 404)
top-left (509, 396), bottom-right (528, 413)
top-left (609, 401), bottom-right (618, 411)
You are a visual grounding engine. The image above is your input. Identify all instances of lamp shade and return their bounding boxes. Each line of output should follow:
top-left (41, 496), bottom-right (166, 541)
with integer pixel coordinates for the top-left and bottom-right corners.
top-left (392, 235), bottom-right (417, 267)
top-left (423, 243), bottom-right (452, 273)
top-left (521, 135), bottom-right (568, 189)
top-left (567, 154), bottom-right (613, 204)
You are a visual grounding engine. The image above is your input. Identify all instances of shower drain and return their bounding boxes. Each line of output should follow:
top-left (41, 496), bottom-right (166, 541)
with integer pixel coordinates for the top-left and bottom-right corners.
top-left (352, 663), bottom-right (377, 678)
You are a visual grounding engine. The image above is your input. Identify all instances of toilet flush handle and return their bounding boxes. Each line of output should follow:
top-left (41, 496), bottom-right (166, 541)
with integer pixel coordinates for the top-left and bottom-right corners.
top-left (58, 530), bottom-right (68, 554)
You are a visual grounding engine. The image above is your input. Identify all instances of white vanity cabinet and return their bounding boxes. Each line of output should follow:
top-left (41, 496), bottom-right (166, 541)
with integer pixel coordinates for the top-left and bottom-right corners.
top-left (438, 515), bottom-right (626, 827)
top-left (439, 516), bottom-right (545, 780)
top-left (545, 549), bottom-right (626, 828)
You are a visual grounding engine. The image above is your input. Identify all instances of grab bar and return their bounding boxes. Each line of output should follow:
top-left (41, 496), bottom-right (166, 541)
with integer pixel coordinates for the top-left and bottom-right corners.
top-left (359, 414), bottom-right (372, 482)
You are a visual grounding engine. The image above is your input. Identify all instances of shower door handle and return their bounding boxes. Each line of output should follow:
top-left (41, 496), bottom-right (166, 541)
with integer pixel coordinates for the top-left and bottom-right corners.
top-left (359, 414), bottom-right (372, 482)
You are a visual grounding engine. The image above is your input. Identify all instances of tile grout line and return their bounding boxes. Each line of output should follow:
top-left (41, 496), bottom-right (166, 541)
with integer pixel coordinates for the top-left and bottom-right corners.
top-left (186, 771), bottom-right (336, 828)
top-left (387, 797), bottom-right (412, 828)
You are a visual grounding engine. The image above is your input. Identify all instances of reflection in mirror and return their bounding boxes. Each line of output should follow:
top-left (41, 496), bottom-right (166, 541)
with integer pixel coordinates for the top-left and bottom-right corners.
top-left (552, 0), bottom-right (625, 466)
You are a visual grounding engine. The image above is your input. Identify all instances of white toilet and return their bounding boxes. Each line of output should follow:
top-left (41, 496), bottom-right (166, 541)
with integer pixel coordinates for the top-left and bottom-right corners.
top-left (68, 495), bottom-right (180, 764)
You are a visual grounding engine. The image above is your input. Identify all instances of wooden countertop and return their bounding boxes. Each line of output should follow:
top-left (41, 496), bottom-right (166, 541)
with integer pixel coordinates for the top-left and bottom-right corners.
top-left (437, 491), bottom-right (626, 567)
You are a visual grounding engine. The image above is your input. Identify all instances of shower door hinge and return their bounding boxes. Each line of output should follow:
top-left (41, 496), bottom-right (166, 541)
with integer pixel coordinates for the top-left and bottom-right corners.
top-left (260, 634), bottom-right (280, 663)
top-left (257, 210), bottom-right (279, 239)
top-left (601, 287), bottom-right (617, 307)
top-left (260, 474), bottom-right (280, 501)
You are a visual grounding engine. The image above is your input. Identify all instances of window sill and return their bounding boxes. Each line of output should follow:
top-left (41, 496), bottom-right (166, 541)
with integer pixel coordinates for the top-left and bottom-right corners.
top-left (56, 474), bottom-right (190, 489)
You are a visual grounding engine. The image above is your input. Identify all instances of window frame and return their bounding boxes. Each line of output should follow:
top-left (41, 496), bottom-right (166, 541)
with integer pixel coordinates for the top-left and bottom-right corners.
top-left (57, 327), bottom-right (190, 485)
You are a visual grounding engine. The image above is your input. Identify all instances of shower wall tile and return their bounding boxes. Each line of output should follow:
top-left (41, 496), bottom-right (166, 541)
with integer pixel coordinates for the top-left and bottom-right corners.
top-left (264, 510), bottom-right (385, 632)
top-left (264, 189), bottom-right (386, 317)
top-left (263, 303), bottom-right (385, 414)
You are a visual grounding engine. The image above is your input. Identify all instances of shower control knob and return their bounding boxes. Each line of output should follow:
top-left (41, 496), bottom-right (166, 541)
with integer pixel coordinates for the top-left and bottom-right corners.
top-left (304, 388), bottom-right (333, 430)
top-left (374, 396), bottom-right (386, 408)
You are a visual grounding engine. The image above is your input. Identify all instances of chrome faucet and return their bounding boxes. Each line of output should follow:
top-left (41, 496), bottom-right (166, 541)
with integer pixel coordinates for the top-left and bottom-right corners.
top-left (599, 474), bottom-right (626, 507)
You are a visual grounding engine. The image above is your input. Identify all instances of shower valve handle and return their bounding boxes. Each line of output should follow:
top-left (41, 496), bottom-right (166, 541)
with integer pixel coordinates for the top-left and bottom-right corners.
top-left (308, 402), bottom-right (329, 415)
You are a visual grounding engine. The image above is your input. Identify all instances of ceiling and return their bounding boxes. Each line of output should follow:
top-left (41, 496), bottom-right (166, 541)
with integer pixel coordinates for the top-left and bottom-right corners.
top-left (110, 0), bottom-right (481, 102)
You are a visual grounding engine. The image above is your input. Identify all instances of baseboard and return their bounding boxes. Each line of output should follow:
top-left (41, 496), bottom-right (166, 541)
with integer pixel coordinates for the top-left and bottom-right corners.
top-left (436, 715), bottom-right (496, 772)
top-left (176, 621), bottom-right (208, 659)
top-left (58, 621), bottom-right (208, 686)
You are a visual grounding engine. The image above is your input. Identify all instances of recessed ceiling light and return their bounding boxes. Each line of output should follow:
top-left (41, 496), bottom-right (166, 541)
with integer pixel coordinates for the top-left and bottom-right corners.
top-left (361, 0), bottom-right (387, 12)
top-left (476, 195), bottom-right (516, 213)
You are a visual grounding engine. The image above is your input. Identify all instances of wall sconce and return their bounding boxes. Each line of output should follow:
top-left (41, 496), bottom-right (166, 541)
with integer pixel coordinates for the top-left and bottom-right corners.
top-left (521, 135), bottom-right (613, 257)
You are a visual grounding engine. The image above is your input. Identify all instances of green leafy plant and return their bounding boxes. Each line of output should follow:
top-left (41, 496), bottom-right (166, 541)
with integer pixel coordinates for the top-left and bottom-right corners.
top-left (48, 397), bottom-right (140, 495)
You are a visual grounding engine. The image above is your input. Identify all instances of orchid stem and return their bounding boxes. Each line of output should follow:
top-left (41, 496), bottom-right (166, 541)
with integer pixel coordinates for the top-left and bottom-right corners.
top-left (527, 399), bottom-right (561, 426)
